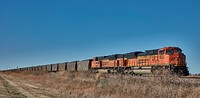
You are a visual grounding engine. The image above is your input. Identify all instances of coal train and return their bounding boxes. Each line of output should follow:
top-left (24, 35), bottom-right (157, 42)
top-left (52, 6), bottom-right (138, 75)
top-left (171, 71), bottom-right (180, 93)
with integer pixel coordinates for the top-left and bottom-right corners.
top-left (1, 47), bottom-right (189, 76)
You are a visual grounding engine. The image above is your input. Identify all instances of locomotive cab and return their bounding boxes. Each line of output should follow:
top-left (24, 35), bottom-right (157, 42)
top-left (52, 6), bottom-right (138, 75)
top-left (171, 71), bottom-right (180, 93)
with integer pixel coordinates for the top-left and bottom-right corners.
top-left (159, 47), bottom-right (186, 66)
top-left (158, 47), bottom-right (188, 75)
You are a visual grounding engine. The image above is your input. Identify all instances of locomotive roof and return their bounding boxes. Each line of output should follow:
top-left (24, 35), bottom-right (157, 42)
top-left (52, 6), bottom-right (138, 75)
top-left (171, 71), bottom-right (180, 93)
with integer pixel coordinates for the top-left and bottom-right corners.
top-left (159, 47), bottom-right (182, 51)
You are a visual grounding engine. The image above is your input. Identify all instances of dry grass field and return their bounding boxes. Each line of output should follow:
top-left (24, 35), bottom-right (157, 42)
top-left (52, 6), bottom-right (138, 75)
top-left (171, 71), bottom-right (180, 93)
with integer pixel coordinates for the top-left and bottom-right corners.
top-left (1, 71), bottom-right (200, 98)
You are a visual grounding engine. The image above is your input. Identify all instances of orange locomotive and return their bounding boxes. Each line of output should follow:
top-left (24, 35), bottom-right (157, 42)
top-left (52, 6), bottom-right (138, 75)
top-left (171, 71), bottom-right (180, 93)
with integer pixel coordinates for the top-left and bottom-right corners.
top-left (91, 47), bottom-right (189, 75)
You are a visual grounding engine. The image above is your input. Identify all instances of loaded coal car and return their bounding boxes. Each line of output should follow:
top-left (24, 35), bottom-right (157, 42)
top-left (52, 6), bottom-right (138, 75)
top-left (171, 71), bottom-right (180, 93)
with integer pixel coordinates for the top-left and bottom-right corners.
top-left (67, 61), bottom-right (78, 71)
top-left (58, 62), bottom-right (67, 71)
top-left (27, 67), bottom-right (33, 71)
top-left (19, 67), bottom-right (27, 71)
top-left (41, 65), bottom-right (48, 71)
top-left (77, 59), bottom-right (92, 71)
top-left (51, 64), bottom-right (59, 72)
top-left (36, 66), bottom-right (43, 71)
top-left (45, 64), bottom-right (59, 72)
top-left (32, 66), bottom-right (37, 71)
top-left (47, 64), bottom-right (52, 72)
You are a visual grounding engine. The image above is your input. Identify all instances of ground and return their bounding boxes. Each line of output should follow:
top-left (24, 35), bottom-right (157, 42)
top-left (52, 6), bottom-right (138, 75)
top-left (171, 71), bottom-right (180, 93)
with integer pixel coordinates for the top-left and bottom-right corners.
top-left (0, 73), bottom-right (62, 98)
top-left (0, 71), bottom-right (200, 98)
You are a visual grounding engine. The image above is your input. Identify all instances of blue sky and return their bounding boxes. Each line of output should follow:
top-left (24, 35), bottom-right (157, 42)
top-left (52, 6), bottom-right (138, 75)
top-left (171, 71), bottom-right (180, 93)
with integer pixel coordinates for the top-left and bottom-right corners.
top-left (0, 0), bottom-right (199, 73)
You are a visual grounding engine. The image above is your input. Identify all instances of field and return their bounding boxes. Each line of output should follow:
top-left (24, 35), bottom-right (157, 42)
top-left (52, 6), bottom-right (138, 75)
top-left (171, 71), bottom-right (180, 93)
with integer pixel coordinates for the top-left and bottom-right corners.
top-left (0, 71), bottom-right (200, 98)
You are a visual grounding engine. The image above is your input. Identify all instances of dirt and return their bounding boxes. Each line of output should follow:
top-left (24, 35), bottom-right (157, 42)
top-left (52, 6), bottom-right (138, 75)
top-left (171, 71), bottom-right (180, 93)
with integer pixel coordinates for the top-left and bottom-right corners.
top-left (0, 75), bottom-right (27, 98)
top-left (0, 74), bottom-right (62, 98)
top-left (0, 72), bottom-right (200, 98)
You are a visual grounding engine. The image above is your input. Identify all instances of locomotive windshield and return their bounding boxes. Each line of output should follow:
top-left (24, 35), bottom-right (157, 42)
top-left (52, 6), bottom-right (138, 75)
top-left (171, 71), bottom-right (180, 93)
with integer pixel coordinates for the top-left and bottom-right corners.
top-left (166, 50), bottom-right (174, 55)
top-left (176, 49), bottom-right (182, 53)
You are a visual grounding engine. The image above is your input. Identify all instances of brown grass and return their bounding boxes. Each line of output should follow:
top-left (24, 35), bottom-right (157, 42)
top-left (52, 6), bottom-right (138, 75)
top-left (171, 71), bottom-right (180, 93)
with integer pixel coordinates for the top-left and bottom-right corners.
top-left (3, 71), bottom-right (200, 98)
